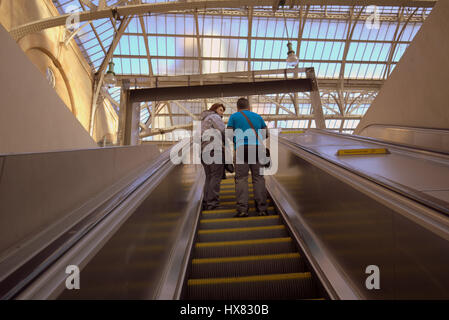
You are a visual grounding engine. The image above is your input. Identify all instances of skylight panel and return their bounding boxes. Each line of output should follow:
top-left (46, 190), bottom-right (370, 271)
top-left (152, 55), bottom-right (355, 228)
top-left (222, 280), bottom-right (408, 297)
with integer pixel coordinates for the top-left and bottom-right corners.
top-left (299, 104), bottom-right (311, 115)
top-left (326, 119), bottom-right (342, 129)
top-left (393, 43), bottom-right (408, 62)
top-left (343, 119), bottom-right (360, 129)
top-left (126, 17), bottom-right (141, 34)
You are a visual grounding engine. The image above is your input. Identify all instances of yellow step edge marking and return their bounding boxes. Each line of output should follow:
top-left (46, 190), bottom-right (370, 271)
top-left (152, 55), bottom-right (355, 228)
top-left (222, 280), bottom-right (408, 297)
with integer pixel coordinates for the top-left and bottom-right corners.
top-left (200, 215), bottom-right (278, 224)
top-left (192, 252), bottom-right (300, 264)
top-left (337, 148), bottom-right (389, 156)
top-left (220, 186), bottom-right (254, 190)
top-left (220, 189), bottom-right (253, 194)
top-left (203, 206), bottom-right (275, 214)
top-left (195, 237), bottom-right (292, 248)
top-left (220, 188), bottom-right (254, 192)
top-left (188, 272), bottom-right (311, 286)
top-left (280, 130), bottom-right (305, 134)
top-left (219, 195), bottom-right (258, 200)
top-left (198, 225), bottom-right (285, 234)
top-left (221, 182), bottom-right (253, 185)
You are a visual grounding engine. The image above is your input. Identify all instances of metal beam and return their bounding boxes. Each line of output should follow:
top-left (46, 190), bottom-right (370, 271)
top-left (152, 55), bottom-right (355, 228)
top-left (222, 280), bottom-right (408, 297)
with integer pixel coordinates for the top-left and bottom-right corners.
top-left (129, 78), bottom-right (314, 103)
top-left (263, 96), bottom-right (297, 116)
top-left (112, 55), bottom-right (395, 65)
top-left (115, 69), bottom-right (384, 91)
top-left (140, 123), bottom-right (194, 138)
top-left (171, 100), bottom-right (199, 120)
top-left (89, 16), bottom-right (133, 135)
top-left (138, 14), bottom-right (154, 81)
top-left (10, 1), bottom-right (436, 41)
top-left (153, 113), bottom-right (363, 120)
top-left (306, 68), bottom-right (325, 129)
top-left (383, 7), bottom-right (418, 79)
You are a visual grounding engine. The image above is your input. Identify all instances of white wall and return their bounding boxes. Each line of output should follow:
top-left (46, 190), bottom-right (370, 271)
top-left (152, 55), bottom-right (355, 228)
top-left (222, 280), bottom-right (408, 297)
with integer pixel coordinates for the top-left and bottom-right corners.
top-left (355, 1), bottom-right (449, 135)
top-left (0, 23), bottom-right (96, 154)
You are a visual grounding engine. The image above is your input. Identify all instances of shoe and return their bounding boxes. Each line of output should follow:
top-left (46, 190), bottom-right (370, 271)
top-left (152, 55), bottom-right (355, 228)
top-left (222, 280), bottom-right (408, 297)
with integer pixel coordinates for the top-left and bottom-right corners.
top-left (234, 211), bottom-right (249, 218)
top-left (225, 164), bottom-right (235, 173)
top-left (258, 211), bottom-right (268, 216)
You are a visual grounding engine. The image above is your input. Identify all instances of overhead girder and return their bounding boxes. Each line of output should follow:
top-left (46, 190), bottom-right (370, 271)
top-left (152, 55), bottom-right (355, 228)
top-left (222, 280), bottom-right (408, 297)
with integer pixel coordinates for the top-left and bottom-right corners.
top-left (11, 0), bottom-right (436, 41)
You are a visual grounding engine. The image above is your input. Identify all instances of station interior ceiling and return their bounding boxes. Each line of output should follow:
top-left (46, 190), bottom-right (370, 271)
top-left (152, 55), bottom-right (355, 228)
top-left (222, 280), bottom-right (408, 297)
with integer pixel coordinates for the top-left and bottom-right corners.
top-left (46, 0), bottom-right (435, 141)
top-left (2, 1), bottom-right (449, 301)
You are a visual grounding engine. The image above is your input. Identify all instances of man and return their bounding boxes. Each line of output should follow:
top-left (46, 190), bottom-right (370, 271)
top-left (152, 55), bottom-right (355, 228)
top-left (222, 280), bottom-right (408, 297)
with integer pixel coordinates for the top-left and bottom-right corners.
top-left (227, 97), bottom-right (269, 217)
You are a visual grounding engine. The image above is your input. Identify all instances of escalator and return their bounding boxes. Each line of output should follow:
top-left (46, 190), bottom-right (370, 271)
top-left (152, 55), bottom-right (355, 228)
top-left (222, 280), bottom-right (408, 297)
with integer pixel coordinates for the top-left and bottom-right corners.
top-left (6, 134), bottom-right (449, 300)
top-left (183, 176), bottom-right (325, 300)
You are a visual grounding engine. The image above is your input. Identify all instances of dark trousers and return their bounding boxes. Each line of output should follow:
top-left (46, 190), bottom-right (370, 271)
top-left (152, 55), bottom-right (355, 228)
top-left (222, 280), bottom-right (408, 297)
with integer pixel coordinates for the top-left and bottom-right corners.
top-left (202, 163), bottom-right (223, 207)
top-left (234, 146), bottom-right (268, 213)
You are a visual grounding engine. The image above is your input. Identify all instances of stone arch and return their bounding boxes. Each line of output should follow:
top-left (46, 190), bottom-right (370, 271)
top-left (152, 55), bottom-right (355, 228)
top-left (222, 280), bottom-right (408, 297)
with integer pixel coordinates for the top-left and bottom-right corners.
top-left (24, 46), bottom-right (77, 117)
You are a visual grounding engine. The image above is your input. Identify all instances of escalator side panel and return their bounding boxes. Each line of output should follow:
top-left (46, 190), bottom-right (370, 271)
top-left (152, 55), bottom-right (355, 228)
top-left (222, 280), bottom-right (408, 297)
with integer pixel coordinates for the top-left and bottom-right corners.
top-left (57, 165), bottom-right (200, 300)
top-left (270, 142), bottom-right (449, 299)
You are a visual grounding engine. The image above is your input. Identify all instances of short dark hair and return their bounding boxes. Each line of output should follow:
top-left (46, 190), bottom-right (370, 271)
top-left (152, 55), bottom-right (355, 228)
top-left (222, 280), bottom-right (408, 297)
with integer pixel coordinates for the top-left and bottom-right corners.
top-left (209, 103), bottom-right (225, 113)
top-left (237, 98), bottom-right (250, 110)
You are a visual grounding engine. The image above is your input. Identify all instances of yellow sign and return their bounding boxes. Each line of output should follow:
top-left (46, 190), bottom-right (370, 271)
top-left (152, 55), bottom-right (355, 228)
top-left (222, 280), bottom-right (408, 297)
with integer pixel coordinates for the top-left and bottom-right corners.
top-left (337, 148), bottom-right (389, 156)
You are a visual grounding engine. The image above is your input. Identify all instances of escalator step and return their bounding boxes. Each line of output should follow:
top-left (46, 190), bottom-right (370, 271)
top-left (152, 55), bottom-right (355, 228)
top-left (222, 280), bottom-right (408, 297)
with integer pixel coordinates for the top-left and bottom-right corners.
top-left (219, 189), bottom-right (253, 194)
top-left (221, 179), bottom-right (252, 185)
top-left (197, 225), bottom-right (287, 242)
top-left (219, 199), bottom-right (272, 206)
top-left (220, 184), bottom-right (253, 190)
top-left (199, 215), bottom-right (281, 229)
top-left (190, 253), bottom-right (305, 278)
top-left (187, 272), bottom-right (317, 300)
top-left (219, 195), bottom-right (257, 200)
top-left (202, 206), bottom-right (275, 215)
top-left (194, 237), bottom-right (297, 258)
top-left (201, 210), bottom-right (277, 220)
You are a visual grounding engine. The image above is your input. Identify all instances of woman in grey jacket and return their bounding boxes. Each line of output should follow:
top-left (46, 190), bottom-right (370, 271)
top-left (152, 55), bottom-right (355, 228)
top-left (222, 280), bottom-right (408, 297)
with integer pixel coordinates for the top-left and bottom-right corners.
top-left (200, 103), bottom-right (226, 210)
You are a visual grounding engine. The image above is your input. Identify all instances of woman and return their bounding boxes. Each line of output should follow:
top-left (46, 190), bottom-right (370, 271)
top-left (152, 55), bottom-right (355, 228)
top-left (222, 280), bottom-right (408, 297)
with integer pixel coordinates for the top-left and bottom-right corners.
top-left (200, 103), bottom-right (226, 210)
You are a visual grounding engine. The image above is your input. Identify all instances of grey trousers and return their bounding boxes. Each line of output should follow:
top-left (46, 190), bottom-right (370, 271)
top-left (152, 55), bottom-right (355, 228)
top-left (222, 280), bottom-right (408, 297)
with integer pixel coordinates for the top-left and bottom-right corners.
top-left (202, 163), bottom-right (223, 207)
top-left (235, 151), bottom-right (268, 213)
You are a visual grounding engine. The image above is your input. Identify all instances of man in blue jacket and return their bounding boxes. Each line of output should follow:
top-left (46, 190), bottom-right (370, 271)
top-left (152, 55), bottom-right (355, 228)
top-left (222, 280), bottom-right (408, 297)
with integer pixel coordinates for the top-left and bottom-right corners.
top-left (227, 97), bottom-right (269, 217)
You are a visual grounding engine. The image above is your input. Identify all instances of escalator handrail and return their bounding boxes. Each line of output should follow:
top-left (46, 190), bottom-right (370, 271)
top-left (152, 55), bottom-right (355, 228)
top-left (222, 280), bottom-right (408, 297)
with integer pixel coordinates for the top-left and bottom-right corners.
top-left (280, 134), bottom-right (449, 218)
top-left (310, 128), bottom-right (449, 159)
top-left (0, 138), bottom-right (189, 300)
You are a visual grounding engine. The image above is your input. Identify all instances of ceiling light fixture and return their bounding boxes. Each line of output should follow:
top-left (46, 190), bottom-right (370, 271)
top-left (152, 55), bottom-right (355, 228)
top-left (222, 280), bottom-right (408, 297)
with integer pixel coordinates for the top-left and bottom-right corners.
top-left (104, 61), bottom-right (117, 88)
top-left (282, 7), bottom-right (299, 68)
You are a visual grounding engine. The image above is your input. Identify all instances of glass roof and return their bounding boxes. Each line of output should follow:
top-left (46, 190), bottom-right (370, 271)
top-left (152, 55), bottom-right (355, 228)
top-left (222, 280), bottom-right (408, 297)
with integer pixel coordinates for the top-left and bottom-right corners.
top-left (51, 1), bottom-right (433, 137)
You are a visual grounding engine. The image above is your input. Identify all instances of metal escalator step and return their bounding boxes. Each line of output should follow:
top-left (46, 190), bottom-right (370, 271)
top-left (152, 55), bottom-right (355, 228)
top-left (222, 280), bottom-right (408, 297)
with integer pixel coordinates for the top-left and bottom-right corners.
top-left (194, 237), bottom-right (296, 258)
top-left (197, 225), bottom-right (287, 242)
top-left (220, 195), bottom-right (257, 200)
top-left (187, 272), bottom-right (317, 300)
top-left (220, 184), bottom-right (253, 189)
top-left (201, 210), bottom-right (277, 220)
top-left (202, 206), bottom-right (275, 215)
top-left (221, 179), bottom-right (252, 185)
top-left (200, 215), bottom-right (280, 229)
top-left (190, 253), bottom-right (305, 278)
top-left (219, 189), bottom-right (254, 194)
top-left (219, 199), bottom-right (271, 206)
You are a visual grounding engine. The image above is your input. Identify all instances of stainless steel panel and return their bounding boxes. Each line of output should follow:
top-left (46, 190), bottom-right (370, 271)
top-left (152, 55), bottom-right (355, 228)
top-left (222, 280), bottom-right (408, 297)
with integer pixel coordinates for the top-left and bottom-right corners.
top-left (271, 143), bottom-right (449, 299)
top-left (359, 125), bottom-right (449, 154)
top-left (57, 164), bottom-right (201, 299)
top-left (282, 131), bottom-right (449, 209)
top-left (423, 190), bottom-right (449, 203)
